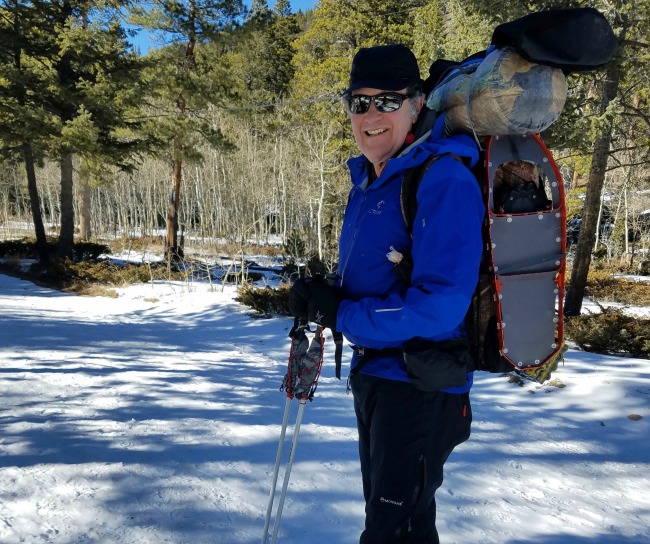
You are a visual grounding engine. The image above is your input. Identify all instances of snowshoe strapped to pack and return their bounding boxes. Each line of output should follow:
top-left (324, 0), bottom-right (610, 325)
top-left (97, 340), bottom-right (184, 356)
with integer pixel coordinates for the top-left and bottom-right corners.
top-left (478, 133), bottom-right (567, 382)
top-left (402, 8), bottom-right (615, 383)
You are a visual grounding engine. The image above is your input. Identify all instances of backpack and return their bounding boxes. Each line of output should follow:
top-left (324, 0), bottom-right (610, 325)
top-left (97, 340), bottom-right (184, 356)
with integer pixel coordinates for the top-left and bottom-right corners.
top-left (401, 135), bottom-right (566, 384)
top-left (401, 8), bottom-right (616, 383)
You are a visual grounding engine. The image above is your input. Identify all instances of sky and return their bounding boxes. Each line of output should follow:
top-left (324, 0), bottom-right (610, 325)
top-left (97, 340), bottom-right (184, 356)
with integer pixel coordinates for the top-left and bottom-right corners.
top-left (282, 0), bottom-right (317, 12)
top-left (0, 252), bottom-right (649, 543)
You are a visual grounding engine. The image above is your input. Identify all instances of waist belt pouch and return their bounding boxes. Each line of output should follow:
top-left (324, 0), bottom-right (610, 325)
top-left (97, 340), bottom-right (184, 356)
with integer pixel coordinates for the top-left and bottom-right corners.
top-left (403, 338), bottom-right (471, 392)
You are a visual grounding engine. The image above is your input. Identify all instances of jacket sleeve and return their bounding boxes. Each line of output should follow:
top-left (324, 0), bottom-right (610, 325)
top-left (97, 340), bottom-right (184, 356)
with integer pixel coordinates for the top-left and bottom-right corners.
top-left (336, 156), bottom-right (485, 347)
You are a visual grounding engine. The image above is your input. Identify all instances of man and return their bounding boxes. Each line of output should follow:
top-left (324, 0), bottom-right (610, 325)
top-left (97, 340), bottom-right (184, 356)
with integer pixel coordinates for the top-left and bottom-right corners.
top-left (290, 44), bottom-right (484, 543)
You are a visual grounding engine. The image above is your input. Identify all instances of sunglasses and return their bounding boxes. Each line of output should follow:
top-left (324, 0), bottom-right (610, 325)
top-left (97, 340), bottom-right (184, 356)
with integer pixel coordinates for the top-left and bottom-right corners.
top-left (344, 92), bottom-right (414, 115)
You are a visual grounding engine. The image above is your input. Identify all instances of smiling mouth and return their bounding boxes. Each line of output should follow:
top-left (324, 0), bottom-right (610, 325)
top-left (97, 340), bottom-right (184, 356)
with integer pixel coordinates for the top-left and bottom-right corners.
top-left (366, 128), bottom-right (387, 136)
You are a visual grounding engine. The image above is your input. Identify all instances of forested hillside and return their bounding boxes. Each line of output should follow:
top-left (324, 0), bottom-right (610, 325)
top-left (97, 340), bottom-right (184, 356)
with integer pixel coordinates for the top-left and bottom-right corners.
top-left (1, 1), bottom-right (649, 282)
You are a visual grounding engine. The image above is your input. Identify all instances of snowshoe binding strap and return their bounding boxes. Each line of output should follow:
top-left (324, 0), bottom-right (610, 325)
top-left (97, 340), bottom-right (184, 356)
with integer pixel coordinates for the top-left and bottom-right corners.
top-left (281, 318), bottom-right (325, 401)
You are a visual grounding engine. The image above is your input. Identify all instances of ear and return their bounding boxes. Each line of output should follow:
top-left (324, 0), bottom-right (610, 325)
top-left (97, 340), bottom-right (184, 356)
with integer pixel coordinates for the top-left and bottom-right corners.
top-left (411, 94), bottom-right (425, 122)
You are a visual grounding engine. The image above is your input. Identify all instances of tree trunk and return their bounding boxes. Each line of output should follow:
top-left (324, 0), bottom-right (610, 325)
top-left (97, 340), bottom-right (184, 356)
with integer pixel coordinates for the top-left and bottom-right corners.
top-left (57, 151), bottom-right (75, 258)
top-left (595, 181), bottom-right (605, 249)
top-left (564, 20), bottom-right (626, 316)
top-left (317, 164), bottom-right (325, 261)
top-left (571, 170), bottom-right (580, 189)
top-left (23, 144), bottom-right (49, 262)
top-left (165, 17), bottom-right (196, 261)
top-left (623, 186), bottom-right (632, 256)
top-left (79, 179), bottom-right (92, 241)
top-left (166, 138), bottom-right (184, 259)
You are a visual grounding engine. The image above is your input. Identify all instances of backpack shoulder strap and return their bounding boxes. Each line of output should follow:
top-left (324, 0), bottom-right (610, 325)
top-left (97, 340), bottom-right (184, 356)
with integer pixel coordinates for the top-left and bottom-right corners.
top-left (400, 155), bottom-right (438, 234)
top-left (400, 153), bottom-right (464, 234)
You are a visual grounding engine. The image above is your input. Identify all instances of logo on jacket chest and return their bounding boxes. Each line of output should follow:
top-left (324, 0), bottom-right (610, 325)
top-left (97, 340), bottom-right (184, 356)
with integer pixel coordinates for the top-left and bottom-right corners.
top-left (369, 199), bottom-right (386, 215)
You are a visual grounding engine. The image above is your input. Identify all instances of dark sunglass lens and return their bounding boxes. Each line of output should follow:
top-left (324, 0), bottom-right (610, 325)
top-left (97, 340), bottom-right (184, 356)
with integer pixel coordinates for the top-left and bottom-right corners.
top-left (348, 95), bottom-right (370, 114)
top-left (375, 94), bottom-right (404, 112)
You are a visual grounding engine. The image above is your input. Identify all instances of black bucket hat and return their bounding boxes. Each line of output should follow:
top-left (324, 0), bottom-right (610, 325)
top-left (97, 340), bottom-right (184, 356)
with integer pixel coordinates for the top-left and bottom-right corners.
top-left (344, 44), bottom-right (422, 95)
top-left (343, 44), bottom-right (422, 94)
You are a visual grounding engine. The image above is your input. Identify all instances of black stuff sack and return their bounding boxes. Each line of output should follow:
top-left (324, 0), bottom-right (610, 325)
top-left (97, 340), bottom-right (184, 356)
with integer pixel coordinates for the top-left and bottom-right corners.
top-left (490, 7), bottom-right (617, 72)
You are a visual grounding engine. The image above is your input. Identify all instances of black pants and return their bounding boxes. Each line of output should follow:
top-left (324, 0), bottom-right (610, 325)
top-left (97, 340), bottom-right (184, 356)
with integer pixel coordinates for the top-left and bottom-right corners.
top-left (351, 373), bottom-right (472, 544)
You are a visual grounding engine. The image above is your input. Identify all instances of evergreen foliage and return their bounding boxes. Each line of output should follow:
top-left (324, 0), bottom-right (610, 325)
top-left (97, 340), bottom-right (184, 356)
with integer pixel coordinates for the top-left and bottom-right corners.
top-left (236, 283), bottom-right (292, 317)
top-left (0, 0), bottom-right (148, 258)
top-left (565, 306), bottom-right (650, 359)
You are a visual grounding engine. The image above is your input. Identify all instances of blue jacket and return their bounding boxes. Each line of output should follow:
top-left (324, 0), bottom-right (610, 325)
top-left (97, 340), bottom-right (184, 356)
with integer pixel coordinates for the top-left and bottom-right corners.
top-left (336, 117), bottom-right (485, 392)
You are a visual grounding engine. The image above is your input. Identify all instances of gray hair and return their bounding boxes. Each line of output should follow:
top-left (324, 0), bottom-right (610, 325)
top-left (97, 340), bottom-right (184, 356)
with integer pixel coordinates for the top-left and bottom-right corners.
top-left (408, 89), bottom-right (425, 121)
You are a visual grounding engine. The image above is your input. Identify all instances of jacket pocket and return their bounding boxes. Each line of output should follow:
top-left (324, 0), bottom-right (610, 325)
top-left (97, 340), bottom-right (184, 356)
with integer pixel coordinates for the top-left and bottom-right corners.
top-left (403, 338), bottom-right (471, 392)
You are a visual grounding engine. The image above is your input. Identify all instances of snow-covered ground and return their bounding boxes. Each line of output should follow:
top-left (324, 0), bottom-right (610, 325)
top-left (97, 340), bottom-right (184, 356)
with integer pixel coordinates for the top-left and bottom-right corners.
top-left (1, 274), bottom-right (648, 544)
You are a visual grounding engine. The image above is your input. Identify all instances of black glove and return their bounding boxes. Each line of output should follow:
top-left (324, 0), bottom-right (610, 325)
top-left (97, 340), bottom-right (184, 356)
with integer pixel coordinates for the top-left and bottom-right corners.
top-left (306, 281), bottom-right (343, 330)
top-left (288, 276), bottom-right (343, 330)
top-left (288, 277), bottom-right (312, 319)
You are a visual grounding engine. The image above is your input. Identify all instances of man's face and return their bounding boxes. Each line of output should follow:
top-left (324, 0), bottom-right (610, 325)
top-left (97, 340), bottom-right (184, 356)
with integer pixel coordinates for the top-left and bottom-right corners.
top-left (349, 88), bottom-right (420, 174)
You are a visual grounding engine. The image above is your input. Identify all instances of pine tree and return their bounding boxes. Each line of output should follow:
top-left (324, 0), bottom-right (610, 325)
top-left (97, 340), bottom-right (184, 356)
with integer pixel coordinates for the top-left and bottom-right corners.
top-left (226, 0), bottom-right (298, 109)
top-left (411, 1), bottom-right (446, 68)
top-left (0, 0), bottom-right (148, 259)
top-left (130, 0), bottom-right (245, 260)
top-left (0, 0), bottom-right (51, 260)
top-left (248, 0), bottom-right (273, 29)
top-left (264, 0), bottom-right (300, 99)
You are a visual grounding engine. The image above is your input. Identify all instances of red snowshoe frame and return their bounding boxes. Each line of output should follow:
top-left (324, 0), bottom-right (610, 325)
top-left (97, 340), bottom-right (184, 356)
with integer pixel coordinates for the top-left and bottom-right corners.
top-left (485, 134), bottom-right (567, 381)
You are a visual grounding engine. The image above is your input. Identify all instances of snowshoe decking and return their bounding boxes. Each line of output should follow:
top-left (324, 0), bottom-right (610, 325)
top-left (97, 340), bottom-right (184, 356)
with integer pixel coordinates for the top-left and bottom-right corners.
top-left (486, 134), bottom-right (567, 381)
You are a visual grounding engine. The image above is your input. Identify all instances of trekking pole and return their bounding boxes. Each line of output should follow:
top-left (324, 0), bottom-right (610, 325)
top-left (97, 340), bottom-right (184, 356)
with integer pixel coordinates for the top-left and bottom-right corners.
top-left (261, 395), bottom-right (292, 544)
top-left (269, 398), bottom-right (308, 544)
top-left (262, 316), bottom-right (325, 543)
